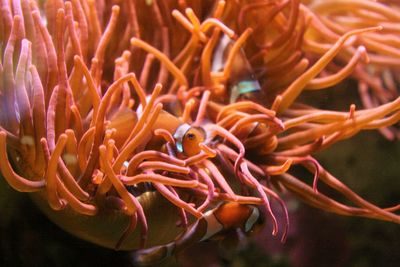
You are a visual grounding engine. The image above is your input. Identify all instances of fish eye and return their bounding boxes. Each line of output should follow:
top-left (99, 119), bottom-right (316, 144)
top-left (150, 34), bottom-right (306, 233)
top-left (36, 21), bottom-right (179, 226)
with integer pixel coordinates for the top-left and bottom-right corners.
top-left (186, 132), bottom-right (196, 140)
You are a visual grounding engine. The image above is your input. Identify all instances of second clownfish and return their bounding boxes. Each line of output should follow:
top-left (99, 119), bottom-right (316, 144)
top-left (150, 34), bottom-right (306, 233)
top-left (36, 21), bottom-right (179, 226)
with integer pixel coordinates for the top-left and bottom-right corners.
top-left (212, 34), bottom-right (266, 104)
top-left (132, 202), bottom-right (262, 266)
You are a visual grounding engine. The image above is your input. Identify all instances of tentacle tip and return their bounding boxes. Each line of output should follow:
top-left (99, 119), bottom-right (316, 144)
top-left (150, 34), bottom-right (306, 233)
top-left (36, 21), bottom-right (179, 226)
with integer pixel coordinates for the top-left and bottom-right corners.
top-left (271, 228), bottom-right (278, 236)
top-left (171, 9), bottom-right (180, 16)
top-left (154, 83), bottom-right (163, 90)
top-left (185, 7), bottom-right (194, 14)
top-left (276, 119), bottom-right (285, 131)
top-left (271, 95), bottom-right (282, 112)
top-left (357, 45), bottom-right (366, 53)
top-left (130, 37), bottom-right (139, 45)
top-left (245, 27), bottom-right (254, 34)
top-left (13, 15), bottom-right (22, 21)
top-left (112, 5), bottom-right (120, 13)
top-left (231, 33), bottom-right (239, 40)
top-left (280, 234), bottom-right (288, 243)
top-left (358, 46), bottom-right (370, 63)
top-left (52, 200), bottom-right (67, 211)
top-left (21, 38), bottom-right (31, 46)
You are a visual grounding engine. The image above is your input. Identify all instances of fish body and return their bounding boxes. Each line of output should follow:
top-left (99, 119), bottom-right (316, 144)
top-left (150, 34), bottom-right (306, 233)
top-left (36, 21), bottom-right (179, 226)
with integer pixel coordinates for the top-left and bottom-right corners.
top-left (132, 202), bottom-right (261, 266)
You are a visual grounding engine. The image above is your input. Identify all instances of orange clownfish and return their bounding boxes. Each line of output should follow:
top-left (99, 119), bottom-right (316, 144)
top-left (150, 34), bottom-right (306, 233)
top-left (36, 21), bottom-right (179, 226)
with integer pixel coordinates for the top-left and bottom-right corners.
top-left (132, 202), bottom-right (262, 266)
top-left (173, 123), bottom-right (206, 157)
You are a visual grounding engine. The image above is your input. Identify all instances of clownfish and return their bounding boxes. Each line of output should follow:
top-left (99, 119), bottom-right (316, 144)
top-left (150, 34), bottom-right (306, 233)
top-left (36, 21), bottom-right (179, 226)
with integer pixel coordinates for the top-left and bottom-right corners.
top-left (173, 123), bottom-right (207, 157)
top-left (139, 110), bottom-right (207, 158)
top-left (212, 34), bottom-right (266, 104)
top-left (132, 202), bottom-right (262, 266)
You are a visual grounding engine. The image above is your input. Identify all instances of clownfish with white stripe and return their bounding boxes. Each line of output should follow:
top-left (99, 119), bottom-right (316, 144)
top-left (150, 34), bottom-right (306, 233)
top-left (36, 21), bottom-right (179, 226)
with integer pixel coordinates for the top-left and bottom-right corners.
top-left (212, 34), bottom-right (267, 104)
top-left (131, 202), bottom-right (262, 266)
top-left (173, 123), bottom-right (206, 157)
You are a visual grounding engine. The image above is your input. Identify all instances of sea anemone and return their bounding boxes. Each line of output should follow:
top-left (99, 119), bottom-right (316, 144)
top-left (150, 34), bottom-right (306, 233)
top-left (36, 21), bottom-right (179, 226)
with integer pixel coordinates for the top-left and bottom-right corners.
top-left (0, 0), bottom-right (399, 264)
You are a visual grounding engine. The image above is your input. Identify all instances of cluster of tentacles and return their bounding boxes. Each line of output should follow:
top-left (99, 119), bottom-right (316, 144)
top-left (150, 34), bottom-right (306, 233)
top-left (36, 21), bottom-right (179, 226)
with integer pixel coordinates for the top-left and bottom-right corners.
top-left (0, 0), bottom-right (399, 251)
top-left (233, 0), bottom-right (400, 137)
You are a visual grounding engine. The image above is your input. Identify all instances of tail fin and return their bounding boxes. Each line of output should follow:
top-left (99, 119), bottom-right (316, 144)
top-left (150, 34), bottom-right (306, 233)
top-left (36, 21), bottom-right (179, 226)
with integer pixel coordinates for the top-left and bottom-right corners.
top-left (131, 243), bottom-right (175, 266)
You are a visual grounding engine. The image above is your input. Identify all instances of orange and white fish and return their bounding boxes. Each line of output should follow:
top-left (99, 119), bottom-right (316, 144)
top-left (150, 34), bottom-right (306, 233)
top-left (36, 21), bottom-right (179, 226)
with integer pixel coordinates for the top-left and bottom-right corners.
top-left (212, 34), bottom-right (266, 104)
top-left (132, 202), bottom-right (262, 266)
